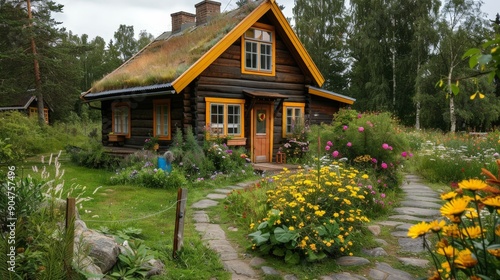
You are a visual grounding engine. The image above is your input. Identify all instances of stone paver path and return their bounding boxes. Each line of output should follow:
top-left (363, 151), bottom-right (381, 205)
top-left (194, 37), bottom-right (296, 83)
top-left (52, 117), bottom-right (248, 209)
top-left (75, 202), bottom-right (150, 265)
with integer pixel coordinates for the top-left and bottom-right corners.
top-left (191, 174), bottom-right (442, 279)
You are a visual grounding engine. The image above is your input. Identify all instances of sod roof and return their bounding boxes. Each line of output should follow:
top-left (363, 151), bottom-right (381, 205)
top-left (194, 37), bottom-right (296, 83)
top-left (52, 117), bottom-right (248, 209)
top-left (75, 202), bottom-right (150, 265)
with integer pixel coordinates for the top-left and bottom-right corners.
top-left (89, 1), bottom-right (261, 94)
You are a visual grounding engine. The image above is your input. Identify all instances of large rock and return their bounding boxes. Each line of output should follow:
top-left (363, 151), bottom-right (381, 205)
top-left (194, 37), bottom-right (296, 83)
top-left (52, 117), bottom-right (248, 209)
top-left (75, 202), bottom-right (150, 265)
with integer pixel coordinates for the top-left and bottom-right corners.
top-left (82, 229), bottom-right (120, 273)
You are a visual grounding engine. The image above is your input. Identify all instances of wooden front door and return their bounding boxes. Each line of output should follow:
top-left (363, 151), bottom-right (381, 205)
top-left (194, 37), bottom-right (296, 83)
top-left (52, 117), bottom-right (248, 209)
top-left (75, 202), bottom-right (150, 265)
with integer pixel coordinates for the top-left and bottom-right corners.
top-left (253, 103), bottom-right (272, 163)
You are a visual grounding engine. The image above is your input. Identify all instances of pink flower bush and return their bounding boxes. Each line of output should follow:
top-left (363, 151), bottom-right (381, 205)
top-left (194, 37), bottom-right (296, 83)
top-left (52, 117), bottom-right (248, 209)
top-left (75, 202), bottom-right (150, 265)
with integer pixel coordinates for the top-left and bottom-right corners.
top-left (401, 151), bottom-right (407, 158)
top-left (358, 127), bottom-right (364, 132)
top-left (343, 125), bottom-right (348, 130)
top-left (381, 162), bottom-right (388, 169)
top-left (327, 141), bottom-right (333, 146)
top-left (325, 145), bottom-right (331, 151)
top-left (332, 150), bottom-right (339, 158)
top-left (382, 143), bottom-right (389, 150)
top-left (347, 142), bottom-right (352, 147)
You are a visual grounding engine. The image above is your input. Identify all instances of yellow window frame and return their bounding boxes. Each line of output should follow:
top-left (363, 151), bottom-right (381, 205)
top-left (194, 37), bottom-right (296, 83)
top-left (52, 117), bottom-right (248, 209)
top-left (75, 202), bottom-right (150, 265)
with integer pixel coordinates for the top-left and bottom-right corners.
top-left (153, 99), bottom-right (171, 140)
top-left (111, 102), bottom-right (131, 138)
top-left (28, 107), bottom-right (49, 124)
top-left (282, 102), bottom-right (305, 138)
top-left (241, 22), bottom-right (276, 77)
top-left (205, 97), bottom-right (245, 139)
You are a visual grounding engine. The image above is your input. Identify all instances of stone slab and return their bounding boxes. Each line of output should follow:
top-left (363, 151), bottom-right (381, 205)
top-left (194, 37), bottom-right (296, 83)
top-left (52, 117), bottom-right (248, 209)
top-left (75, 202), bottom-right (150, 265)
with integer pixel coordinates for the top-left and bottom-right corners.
top-left (398, 257), bottom-right (429, 268)
top-left (214, 188), bottom-right (233, 194)
top-left (367, 225), bottom-right (381, 236)
top-left (395, 223), bottom-right (415, 231)
top-left (400, 200), bottom-right (442, 209)
top-left (335, 256), bottom-right (370, 266)
top-left (370, 262), bottom-right (413, 280)
top-left (388, 215), bottom-right (433, 222)
top-left (398, 238), bottom-right (427, 253)
top-left (407, 196), bottom-right (442, 203)
top-left (326, 272), bottom-right (368, 280)
top-left (393, 207), bottom-right (440, 217)
top-left (391, 231), bottom-right (410, 238)
top-left (192, 199), bottom-right (219, 209)
top-left (261, 266), bottom-right (280, 275)
top-left (202, 224), bottom-right (226, 240)
top-left (192, 211), bottom-right (210, 223)
top-left (402, 185), bottom-right (434, 192)
top-left (224, 260), bottom-right (257, 278)
top-left (376, 221), bottom-right (404, 227)
top-left (207, 193), bottom-right (228, 200)
top-left (362, 247), bottom-right (387, 257)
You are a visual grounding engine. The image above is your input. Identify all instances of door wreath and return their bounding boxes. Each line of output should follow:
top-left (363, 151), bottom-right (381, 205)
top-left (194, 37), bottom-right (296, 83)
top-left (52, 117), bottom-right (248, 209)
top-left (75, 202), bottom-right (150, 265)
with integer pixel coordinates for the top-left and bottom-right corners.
top-left (258, 113), bottom-right (266, 122)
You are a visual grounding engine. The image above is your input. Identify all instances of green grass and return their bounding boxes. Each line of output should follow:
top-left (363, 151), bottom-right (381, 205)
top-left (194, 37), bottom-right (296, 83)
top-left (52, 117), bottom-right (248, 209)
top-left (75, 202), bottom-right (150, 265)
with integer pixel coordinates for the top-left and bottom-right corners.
top-left (20, 154), bottom-right (231, 280)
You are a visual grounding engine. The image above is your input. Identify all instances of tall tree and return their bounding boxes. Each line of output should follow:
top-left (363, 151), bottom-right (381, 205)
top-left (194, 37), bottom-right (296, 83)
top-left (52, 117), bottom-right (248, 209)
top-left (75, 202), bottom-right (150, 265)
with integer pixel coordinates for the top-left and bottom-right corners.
top-left (294, 0), bottom-right (348, 92)
top-left (436, 0), bottom-right (487, 132)
top-left (114, 24), bottom-right (137, 61)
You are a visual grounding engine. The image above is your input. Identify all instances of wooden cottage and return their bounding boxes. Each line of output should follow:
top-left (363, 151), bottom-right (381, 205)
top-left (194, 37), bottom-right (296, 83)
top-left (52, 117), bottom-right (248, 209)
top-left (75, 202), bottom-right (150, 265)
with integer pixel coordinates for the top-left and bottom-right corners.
top-left (0, 92), bottom-right (51, 124)
top-left (81, 0), bottom-right (355, 163)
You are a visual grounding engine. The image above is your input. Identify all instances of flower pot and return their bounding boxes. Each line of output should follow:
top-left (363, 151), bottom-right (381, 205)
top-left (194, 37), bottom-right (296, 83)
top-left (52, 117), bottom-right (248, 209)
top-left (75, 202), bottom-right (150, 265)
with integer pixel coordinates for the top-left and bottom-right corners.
top-left (227, 138), bottom-right (246, 146)
top-left (153, 143), bottom-right (159, 151)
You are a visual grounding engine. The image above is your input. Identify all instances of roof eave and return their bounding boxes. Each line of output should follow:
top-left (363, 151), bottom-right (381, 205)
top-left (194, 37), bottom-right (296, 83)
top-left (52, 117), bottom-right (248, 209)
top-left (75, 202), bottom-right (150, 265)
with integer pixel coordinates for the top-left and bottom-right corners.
top-left (81, 83), bottom-right (175, 102)
top-left (172, 1), bottom-right (271, 93)
top-left (307, 86), bottom-right (355, 105)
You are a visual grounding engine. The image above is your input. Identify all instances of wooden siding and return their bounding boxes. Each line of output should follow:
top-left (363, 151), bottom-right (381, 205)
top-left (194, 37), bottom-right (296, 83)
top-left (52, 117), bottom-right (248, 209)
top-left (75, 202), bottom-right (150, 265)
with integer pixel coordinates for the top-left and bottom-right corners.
top-left (308, 94), bottom-right (348, 125)
top-left (101, 95), bottom-right (185, 147)
top-left (194, 20), bottom-right (309, 155)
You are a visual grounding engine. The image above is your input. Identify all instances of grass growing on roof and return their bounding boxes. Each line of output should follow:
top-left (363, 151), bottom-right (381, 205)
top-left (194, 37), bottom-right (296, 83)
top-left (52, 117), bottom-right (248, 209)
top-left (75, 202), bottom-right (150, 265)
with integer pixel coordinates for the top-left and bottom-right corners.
top-left (91, 2), bottom-right (258, 93)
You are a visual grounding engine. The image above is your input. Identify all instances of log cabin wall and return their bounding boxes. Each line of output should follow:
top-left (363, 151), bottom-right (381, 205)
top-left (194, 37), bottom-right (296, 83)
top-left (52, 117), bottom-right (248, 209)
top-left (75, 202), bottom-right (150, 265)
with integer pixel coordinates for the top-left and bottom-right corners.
top-left (101, 94), bottom-right (184, 147)
top-left (309, 95), bottom-right (346, 125)
top-left (195, 15), bottom-right (309, 156)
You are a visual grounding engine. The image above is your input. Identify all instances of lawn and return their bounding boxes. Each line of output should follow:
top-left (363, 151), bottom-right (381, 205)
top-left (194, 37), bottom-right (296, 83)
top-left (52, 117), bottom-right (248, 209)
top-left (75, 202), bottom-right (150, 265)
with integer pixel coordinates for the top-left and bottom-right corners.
top-left (23, 153), bottom-right (232, 280)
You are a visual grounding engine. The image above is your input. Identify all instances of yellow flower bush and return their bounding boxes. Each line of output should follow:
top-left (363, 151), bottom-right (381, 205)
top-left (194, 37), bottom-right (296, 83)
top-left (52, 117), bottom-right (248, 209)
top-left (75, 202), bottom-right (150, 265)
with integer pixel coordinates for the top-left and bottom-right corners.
top-left (407, 160), bottom-right (500, 279)
top-left (248, 162), bottom-right (371, 263)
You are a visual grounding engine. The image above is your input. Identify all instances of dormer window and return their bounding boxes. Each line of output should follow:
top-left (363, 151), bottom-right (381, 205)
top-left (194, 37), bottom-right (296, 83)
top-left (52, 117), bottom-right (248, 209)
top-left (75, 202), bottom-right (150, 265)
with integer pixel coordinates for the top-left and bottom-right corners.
top-left (242, 24), bottom-right (275, 76)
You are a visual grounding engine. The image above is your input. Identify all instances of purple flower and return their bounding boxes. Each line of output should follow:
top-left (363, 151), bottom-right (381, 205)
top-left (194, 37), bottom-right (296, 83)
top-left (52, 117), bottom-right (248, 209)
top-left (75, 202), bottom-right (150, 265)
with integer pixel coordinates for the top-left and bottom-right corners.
top-left (382, 143), bottom-right (389, 150)
top-left (371, 158), bottom-right (378, 164)
top-left (343, 125), bottom-right (348, 130)
top-left (381, 162), bottom-right (388, 169)
top-left (325, 145), bottom-right (331, 151)
top-left (380, 193), bottom-right (386, 198)
top-left (347, 142), bottom-right (352, 147)
top-left (332, 150), bottom-right (339, 158)
top-left (401, 151), bottom-right (408, 158)
top-left (327, 141), bottom-right (333, 146)
top-left (358, 127), bottom-right (364, 132)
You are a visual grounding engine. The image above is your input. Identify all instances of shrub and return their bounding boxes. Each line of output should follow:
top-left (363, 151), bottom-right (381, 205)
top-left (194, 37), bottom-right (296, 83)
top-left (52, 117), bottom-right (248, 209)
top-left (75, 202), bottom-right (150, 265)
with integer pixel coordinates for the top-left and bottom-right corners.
top-left (309, 109), bottom-right (410, 188)
top-left (408, 160), bottom-right (500, 279)
top-left (245, 162), bottom-right (372, 264)
top-left (67, 140), bottom-right (121, 170)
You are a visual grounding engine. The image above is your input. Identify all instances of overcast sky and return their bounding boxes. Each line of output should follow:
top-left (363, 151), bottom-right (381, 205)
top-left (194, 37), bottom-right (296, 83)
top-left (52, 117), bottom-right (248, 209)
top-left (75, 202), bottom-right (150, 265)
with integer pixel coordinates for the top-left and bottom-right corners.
top-left (52, 0), bottom-right (500, 43)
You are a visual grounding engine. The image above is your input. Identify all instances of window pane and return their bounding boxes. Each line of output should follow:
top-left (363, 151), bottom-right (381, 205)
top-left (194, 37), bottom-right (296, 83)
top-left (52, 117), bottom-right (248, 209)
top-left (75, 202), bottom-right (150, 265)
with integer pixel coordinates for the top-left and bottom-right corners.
top-left (162, 105), bottom-right (169, 136)
top-left (227, 105), bottom-right (240, 135)
top-left (262, 31), bottom-right (272, 42)
top-left (155, 106), bottom-right (161, 135)
top-left (260, 44), bottom-right (272, 71)
top-left (245, 42), bottom-right (257, 69)
top-left (256, 109), bottom-right (266, 134)
top-left (210, 104), bottom-right (224, 135)
top-left (114, 106), bottom-right (128, 134)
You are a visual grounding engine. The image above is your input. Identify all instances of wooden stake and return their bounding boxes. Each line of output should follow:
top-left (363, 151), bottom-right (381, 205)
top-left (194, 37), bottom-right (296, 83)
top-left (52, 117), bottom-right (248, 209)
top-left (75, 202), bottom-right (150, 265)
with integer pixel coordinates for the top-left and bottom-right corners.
top-left (173, 188), bottom-right (188, 258)
top-left (65, 197), bottom-right (76, 273)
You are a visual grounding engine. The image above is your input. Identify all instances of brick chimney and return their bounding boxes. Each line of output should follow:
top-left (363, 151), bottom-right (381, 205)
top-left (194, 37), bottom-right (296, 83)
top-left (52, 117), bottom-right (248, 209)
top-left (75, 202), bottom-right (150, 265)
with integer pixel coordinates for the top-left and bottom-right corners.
top-left (171, 11), bottom-right (196, 34)
top-left (195, 0), bottom-right (221, 26)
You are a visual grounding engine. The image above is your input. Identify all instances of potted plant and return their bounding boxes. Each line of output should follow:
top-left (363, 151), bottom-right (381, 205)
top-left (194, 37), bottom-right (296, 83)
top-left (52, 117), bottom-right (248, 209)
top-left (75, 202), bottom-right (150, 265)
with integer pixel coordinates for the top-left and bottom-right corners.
top-left (144, 136), bottom-right (159, 151)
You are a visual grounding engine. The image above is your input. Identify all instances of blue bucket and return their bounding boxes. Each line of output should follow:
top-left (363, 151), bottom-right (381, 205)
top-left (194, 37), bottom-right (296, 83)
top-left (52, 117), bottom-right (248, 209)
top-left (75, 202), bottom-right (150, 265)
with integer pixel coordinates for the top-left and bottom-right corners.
top-left (158, 157), bottom-right (172, 173)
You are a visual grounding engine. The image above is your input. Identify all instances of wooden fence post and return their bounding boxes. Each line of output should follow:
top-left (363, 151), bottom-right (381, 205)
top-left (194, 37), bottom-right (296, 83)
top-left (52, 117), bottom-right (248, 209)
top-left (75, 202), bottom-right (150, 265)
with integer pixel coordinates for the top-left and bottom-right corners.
top-left (173, 188), bottom-right (188, 258)
top-left (65, 197), bottom-right (76, 272)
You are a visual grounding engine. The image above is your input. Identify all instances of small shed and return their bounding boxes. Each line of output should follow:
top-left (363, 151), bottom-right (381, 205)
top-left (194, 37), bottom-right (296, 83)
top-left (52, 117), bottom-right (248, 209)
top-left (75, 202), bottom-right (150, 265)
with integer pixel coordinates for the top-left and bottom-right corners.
top-left (0, 93), bottom-right (51, 124)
